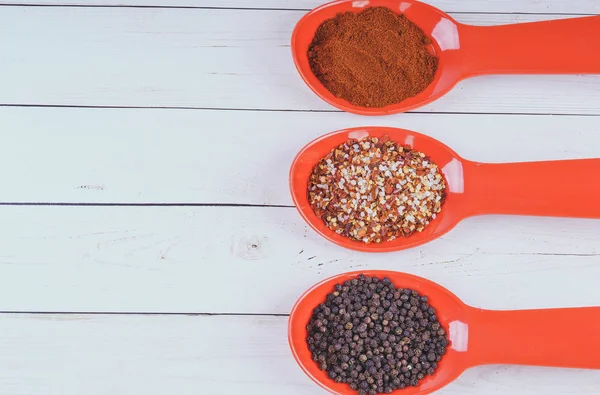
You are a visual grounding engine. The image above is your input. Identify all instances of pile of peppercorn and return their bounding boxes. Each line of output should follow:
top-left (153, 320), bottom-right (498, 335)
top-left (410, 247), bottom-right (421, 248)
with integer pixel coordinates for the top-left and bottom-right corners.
top-left (306, 275), bottom-right (448, 395)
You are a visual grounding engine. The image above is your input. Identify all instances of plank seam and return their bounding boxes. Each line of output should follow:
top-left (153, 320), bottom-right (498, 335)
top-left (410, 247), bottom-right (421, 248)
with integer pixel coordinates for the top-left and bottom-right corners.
top-left (2, 104), bottom-right (600, 117)
top-left (0, 4), bottom-right (596, 15)
top-left (0, 202), bottom-right (295, 208)
top-left (0, 311), bottom-right (290, 317)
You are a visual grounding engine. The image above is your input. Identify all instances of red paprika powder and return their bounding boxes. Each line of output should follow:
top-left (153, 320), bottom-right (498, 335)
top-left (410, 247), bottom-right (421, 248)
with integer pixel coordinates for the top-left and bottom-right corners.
top-left (308, 7), bottom-right (438, 108)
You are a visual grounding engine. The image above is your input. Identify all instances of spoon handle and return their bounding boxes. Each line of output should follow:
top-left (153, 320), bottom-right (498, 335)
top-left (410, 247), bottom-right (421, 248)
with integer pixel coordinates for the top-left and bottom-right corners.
top-left (461, 158), bottom-right (600, 218)
top-left (458, 16), bottom-right (600, 76)
top-left (467, 307), bottom-right (600, 369)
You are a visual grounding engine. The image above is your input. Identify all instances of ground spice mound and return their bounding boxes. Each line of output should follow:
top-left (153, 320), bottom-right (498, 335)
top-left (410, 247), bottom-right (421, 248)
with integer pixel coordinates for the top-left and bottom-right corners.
top-left (307, 275), bottom-right (449, 394)
top-left (307, 7), bottom-right (438, 108)
top-left (308, 137), bottom-right (445, 244)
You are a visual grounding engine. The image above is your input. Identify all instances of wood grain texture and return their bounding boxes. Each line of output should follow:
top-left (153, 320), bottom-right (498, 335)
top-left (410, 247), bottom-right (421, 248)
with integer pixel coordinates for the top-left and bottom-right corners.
top-left (1, 107), bottom-right (600, 204)
top-left (0, 0), bottom-right (600, 395)
top-left (1, 7), bottom-right (599, 114)
top-left (0, 314), bottom-right (599, 395)
top-left (0, 2), bottom-right (599, 394)
top-left (2, 0), bottom-right (599, 14)
top-left (0, 205), bottom-right (599, 313)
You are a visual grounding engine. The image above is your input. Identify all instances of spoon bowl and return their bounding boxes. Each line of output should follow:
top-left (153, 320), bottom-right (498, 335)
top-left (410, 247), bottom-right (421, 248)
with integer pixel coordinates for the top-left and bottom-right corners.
top-left (291, 0), bottom-right (600, 115)
top-left (289, 271), bottom-right (470, 395)
top-left (288, 271), bottom-right (600, 395)
top-left (290, 126), bottom-right (600, 252)
top-left (289, 126), bottom-right (465, 252)
top-left (291, 0), bottom-right (461, 115)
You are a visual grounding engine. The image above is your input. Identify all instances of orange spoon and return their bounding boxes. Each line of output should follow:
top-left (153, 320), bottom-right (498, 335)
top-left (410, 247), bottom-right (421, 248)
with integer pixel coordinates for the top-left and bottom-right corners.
top-left (291, 0), bottom-right (600, 115)
top-left (289, 270), bottom-right (600, 395)
top-left (290, 126), bottom-right (600, 252)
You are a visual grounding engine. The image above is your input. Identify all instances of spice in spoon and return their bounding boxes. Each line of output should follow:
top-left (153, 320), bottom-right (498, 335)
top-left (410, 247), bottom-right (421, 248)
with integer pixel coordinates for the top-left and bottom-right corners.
top-left (306, 274), bottom-right (449, 394)
top-left (308, 136), bottom-right (446, 244)
top-left (308, 7), bottom-right (438, 108)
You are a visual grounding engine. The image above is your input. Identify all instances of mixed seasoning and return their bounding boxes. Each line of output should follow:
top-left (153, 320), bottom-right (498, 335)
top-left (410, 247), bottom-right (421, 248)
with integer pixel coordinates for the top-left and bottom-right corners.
top-left (308, 136), bottom-right (446, 244)
top-left (307, 274), bottom-right (449, 395)
top-left (308, 7), bottom-right (438, 108)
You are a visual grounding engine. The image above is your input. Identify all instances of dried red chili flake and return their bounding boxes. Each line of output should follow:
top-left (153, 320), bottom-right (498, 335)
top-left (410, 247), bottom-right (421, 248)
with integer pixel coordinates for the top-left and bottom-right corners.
top-left (308, 137), bottom-right (446, 243)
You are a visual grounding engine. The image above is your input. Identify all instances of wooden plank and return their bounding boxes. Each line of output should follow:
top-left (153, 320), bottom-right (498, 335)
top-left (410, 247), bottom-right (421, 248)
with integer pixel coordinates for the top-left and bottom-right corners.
top-left (2, 0), bottom-right (599, 14)
top-left (1, 107), bottom-right (600, 205)
top-left (0, 205), bottom-right (599, 313)
top-left (0, 314), bottom-right (599, 395)
top-left (1, 7), bottom-right (599, 114)
top-left (0, 314), bottom-right (313, 395)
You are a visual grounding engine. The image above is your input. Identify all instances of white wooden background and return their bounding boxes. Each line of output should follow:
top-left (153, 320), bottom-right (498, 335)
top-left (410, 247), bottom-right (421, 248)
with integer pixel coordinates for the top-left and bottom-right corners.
top-left (1, 1), bottom-right (600, 394)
